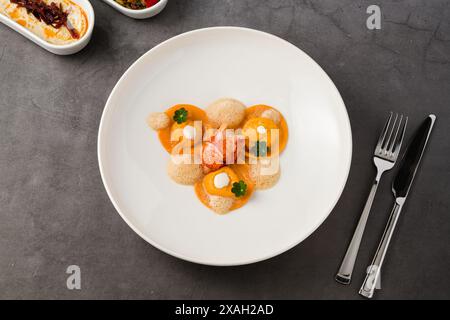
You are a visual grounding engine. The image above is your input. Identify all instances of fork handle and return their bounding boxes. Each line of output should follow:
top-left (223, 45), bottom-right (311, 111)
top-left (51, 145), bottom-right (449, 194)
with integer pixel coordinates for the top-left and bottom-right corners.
top-left (359, 199), bottom-right (404, 298)
top-left (335, 176), bottom-right (381, 284)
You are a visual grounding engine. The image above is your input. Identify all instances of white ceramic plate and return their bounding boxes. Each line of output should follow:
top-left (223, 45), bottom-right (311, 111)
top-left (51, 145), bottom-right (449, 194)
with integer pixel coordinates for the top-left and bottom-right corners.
top-left (98, 27), bottom-right (352, 266)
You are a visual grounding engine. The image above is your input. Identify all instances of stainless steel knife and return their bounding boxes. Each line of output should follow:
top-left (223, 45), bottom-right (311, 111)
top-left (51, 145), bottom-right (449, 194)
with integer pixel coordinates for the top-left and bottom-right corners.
top-left (359, 114), bottom-right (436, 299)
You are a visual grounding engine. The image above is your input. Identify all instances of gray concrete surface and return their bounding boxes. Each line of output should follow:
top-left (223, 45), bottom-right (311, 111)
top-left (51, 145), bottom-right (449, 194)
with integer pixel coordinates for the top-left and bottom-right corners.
top-left (0, 0), bottom-right (449, 299)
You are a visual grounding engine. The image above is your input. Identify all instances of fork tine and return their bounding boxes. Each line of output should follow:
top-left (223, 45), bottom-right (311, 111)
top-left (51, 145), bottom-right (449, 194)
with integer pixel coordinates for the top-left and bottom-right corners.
top-left (382, 113), bottom-right (398, 153)
top-left (376, 112), bottom-right (393, 150)
top-left (387, 114), bottom-right (403, 154)
top-left (393, 116), bottom-right (408, 158)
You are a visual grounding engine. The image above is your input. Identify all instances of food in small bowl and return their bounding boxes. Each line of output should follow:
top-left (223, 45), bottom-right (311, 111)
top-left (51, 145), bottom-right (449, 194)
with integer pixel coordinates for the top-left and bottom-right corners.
top-left (147, 98), bottom-right (289, 215)
top-left (103, 0), bottom-right (166, 19)
top-left (0, 0), bottom-right (88, 45)
top-left (114, 0), bottom-right (158, 10)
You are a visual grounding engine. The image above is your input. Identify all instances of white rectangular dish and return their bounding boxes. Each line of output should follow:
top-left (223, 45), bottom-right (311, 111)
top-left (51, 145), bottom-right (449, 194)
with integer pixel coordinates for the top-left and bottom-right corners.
top-left (0, 0), bottom-right (94, 55)
top-left (102, 0), bottom-right (167, 19)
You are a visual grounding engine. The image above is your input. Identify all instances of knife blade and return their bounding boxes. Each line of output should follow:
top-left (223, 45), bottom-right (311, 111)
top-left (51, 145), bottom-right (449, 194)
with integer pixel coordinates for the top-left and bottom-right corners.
top-left (393, 114), bottom-right (436, 198)
top-left (360, 114), bottom-right (436, 299)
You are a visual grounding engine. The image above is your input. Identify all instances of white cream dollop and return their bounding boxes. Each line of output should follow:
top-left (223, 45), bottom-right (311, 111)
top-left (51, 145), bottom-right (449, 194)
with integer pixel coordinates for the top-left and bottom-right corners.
top-left (213, 172), bottom-right (230, 189)
top-left (257, 125), bottom-right (266, 134)
top-left (183, 125), bottom-right (196, 140)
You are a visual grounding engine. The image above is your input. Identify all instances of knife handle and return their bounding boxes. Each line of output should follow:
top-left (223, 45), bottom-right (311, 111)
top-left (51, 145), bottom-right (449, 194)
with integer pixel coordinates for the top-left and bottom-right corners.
top-left (359, 198), bottom-right (404, 298)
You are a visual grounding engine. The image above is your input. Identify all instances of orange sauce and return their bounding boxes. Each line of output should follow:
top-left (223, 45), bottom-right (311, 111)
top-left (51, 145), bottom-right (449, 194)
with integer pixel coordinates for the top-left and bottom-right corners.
top-left (194, 164), bottom-right (254, 212)
top-left (10, 8), bottom-right (20, 20)
top-left (17, 19), bottom-right (27, 27)
top-left (158, 104), bottom-right (208, 153)
top-left (44, 28), bottom-right (56, 38)
top-left (202, 167), bottom-right (239, 197)
top-left (243, 105), bottom-right (289, 155)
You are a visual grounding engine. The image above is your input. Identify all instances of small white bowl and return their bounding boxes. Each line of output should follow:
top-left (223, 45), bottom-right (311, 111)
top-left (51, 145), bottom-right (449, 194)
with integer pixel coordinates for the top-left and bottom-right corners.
top-left (0, 0), bottom-right (95, 55)
top-left (102, 0), bottom-right (168, 19)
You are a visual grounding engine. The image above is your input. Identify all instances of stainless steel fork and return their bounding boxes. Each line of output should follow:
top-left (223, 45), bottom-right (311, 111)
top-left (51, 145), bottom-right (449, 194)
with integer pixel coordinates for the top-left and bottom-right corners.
top-left (335, 112), bottom-right (408, 285)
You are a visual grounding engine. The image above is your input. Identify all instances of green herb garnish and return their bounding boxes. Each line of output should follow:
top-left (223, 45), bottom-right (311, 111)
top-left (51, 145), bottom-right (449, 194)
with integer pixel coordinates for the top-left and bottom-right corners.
top-left (250, 141), bottom-right (269, 157)
top-left (173, 108), bottom-right (188, 124)
top-left (231, 180), bottom-right (247, 198)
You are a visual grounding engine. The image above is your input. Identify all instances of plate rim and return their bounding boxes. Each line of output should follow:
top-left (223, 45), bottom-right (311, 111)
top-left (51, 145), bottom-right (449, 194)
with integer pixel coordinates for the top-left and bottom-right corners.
top-left (97, 26), bottom-right (353, 266)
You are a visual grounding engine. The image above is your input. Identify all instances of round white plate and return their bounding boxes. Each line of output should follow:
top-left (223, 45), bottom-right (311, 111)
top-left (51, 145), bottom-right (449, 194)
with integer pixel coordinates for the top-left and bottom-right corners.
top-left (98, 27), bottom-right (352, 266)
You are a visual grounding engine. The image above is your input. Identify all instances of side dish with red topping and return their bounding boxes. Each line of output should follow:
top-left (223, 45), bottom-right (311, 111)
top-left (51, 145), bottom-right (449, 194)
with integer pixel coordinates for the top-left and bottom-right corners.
top-left (114, 0), bottom-right (159, 10)
top-left (0, 0), bottom-right (88, 44)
